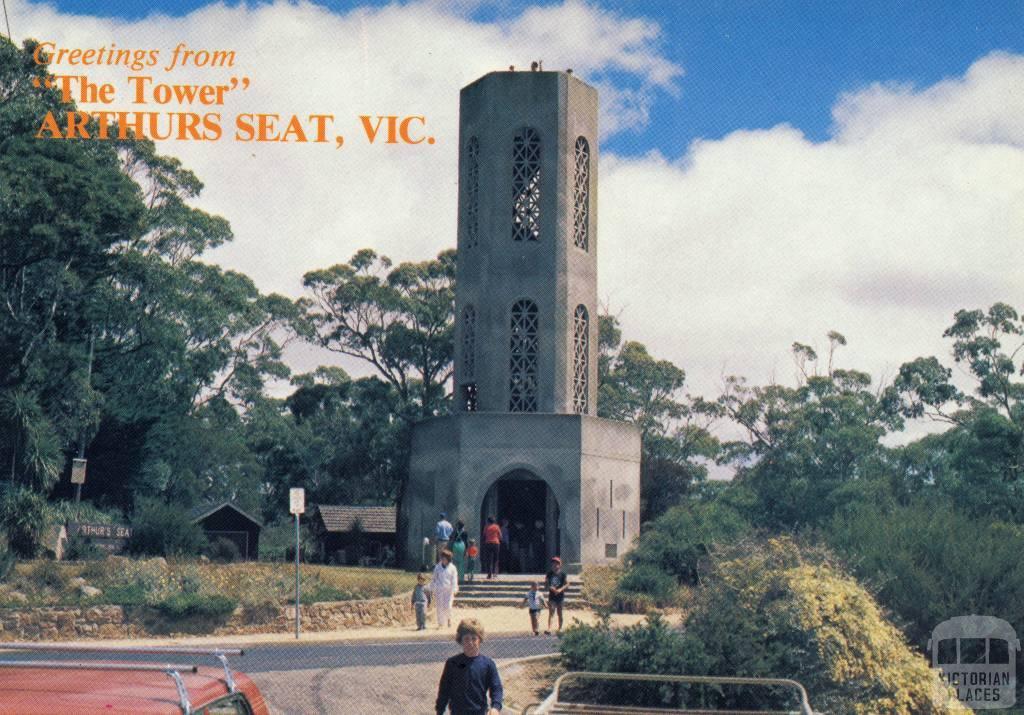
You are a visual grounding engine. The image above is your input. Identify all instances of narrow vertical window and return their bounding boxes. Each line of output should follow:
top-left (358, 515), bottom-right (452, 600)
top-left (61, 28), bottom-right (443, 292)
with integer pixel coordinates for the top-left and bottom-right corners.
top-left (509, 299), bottom-right (539, 412)
top-left (572, 305), bottom-right (590, 414)
top-left (512, 128), bottom-right (541, 241)
top-left (462, 305), bottom-right (476, 380)
top-left (462, 305), bottom-right (477, 411)
top-left (573, 137), bottom-right (590, 251)
top-left (465, 137), bottom-right (479, 248)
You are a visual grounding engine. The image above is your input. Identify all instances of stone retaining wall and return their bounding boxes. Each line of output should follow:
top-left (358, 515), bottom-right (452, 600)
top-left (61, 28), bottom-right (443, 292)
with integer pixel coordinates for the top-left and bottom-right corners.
top-left (0, 591), bottom-right (417, 641)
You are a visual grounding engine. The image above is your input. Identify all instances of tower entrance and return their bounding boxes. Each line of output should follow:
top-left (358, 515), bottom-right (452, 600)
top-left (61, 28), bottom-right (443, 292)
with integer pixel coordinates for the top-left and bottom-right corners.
top-left (481, 469), bottom-right (560, 573)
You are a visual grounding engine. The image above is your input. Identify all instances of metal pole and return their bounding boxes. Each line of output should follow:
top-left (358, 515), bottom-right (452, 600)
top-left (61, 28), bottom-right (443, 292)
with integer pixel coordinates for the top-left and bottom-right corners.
top-left (75, 331), bottom-right (94, 504)
top-left (294, 513), bottom-right (301, 639)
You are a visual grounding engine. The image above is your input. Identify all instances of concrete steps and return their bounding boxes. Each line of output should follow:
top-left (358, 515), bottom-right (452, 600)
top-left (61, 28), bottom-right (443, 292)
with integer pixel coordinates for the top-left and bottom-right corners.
top-left (454, 574), bottom-right (584, 609)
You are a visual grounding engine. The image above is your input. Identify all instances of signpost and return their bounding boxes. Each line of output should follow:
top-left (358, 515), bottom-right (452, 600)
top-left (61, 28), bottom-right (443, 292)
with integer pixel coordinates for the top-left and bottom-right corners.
top-left (289, 487), bottom-right (305, 639)
top-left (71, 458), bottom-right (87, 503)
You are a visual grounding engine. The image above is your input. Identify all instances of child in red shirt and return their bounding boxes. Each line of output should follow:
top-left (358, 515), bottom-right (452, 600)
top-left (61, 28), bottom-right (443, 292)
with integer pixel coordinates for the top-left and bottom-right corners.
top-left (466, 540), bottom-right (479, 582)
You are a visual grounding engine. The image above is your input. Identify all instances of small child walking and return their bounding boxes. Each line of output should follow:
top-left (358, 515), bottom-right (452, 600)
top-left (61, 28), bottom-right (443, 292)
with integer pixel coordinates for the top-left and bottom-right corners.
top-left (412, 573), bottom-right (430, 630)
top-left (521, 581), bottom-right (547, 636)
top-left (465, 539), bottom-right (479, 582)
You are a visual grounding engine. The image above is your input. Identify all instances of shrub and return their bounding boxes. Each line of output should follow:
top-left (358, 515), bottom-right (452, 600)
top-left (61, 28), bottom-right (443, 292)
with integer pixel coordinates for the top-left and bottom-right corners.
top-left (682, 538), bottom-right (962, 714)
top-left (155, 593), bottom-right (238, 620)
top-left (98, 582), bottom-right (148, 606)
top-left (560, 614), bottom-right (697, 707)
top-left (30, 560), bottom-right (68, 591)
top-left (580, 565), bottom-right (622, 608)
top-left (0, 547), bottom-right (15, 582)
top-left (206, 537), bottom-right (241, 563)
top-left (64, 535), bottom-right (108, 561)
top-left (628, 501), bottom-right (749, 585)
top-left (615, 563), bottom-right (677, 606)
top-left (827, 498), bottom-right (1024, 648)
top-left (561, 538), bottom-right (963, 714)
top-left (128, 498), bottom-right (207, 557)
top-left (0, 486), bottom-right (47, 558)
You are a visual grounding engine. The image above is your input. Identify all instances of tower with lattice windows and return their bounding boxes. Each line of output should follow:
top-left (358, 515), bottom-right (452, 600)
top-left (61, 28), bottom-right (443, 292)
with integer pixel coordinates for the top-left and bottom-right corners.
top-left (402, 69), bottom-right (641, 572)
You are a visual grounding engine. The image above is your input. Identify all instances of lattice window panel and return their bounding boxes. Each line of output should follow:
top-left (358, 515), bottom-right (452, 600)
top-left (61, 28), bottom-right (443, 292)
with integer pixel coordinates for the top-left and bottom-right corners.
top-left (462, 383), bottom-right (478, 412)
top-left (509, 299), bottom-right (539, 412)
top-left (465, 137), bottom-right (480, 248)
top-left (573, 137), bottom-right (590, 251)
top-left (572, 305), bottom-right (590, 414)
top-left (511, 128), bottom-right (541, 242)
top-left (462, 305), bottom-right (476, 380)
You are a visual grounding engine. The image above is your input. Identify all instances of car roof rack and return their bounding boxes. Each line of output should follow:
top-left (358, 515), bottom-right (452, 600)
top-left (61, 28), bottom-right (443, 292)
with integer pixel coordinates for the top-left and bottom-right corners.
top-left (0, 644), bottom-right (245, 715)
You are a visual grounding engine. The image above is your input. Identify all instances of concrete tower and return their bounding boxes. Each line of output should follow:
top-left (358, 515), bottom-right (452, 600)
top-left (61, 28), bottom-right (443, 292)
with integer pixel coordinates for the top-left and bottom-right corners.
top-left (402, 69), bottom-right (641, 572)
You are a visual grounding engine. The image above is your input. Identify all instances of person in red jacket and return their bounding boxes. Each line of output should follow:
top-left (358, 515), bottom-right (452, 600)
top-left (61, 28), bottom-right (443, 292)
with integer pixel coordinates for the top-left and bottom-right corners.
top-left (482, 516), bottom-right (502, 580)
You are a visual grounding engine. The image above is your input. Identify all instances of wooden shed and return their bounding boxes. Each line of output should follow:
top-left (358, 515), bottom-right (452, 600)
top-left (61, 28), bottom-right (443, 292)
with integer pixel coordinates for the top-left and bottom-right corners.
top-left (311, 505), bottom-right (397, 566)
top-left (189, 502), bottom-right (262, 560)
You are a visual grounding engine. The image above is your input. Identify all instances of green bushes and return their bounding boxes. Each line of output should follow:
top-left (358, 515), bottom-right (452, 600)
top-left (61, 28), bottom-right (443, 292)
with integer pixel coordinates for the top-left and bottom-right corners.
top-left (63, 535), bottom-right (108, 561)
top-left (827, 498), bottom-right (1024, 648)
top-left (30, 560), bottom-right (68, 591)
top-left (627, 501), bottom-right (749, 585)
top-left (128, 498), bottom-right (207, 557)
top-left (561, 538), bottom-right (962, 714)
top-left (0, 485), bottom-right (47, 557)
top-left (614, 564), bottom-right (677, 611)
top-left (605, 500), bottom-right (749, 610)
top-left (154, 593), bottom-right (237, 620)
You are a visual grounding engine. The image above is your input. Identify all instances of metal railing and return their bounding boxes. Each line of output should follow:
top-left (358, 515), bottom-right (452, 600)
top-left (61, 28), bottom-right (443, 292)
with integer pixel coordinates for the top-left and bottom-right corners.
top-left (0, 643), bottom-right (245, 714)
top-left (522, 672), bottom-right (816, 715)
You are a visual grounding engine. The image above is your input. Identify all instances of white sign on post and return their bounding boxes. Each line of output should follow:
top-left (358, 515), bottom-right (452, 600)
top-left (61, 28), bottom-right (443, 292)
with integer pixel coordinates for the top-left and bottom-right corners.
top-left (71, 458), bottom-right (87, 485)
top-left (289, 487), bottom-right (305, 515)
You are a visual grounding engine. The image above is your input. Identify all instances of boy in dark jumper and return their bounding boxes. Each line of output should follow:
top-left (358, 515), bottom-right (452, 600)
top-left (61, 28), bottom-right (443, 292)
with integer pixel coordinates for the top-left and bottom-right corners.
top-left (435, 618), bottom-right (503, 715)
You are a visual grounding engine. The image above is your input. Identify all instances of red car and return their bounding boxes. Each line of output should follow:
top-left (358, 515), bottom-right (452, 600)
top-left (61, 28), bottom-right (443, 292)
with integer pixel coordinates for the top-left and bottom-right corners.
top-left (0, 644), bottom-right (268, 714)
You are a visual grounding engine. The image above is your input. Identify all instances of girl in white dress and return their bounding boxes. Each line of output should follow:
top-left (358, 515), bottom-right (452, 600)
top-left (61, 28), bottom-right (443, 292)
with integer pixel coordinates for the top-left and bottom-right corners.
top-left (430, 549), bottom-right (459, 628)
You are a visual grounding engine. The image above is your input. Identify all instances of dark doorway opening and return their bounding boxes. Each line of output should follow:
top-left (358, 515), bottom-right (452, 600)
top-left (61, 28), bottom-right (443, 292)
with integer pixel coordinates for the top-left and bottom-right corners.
top-left (481, 471), bottom-right (559, 573)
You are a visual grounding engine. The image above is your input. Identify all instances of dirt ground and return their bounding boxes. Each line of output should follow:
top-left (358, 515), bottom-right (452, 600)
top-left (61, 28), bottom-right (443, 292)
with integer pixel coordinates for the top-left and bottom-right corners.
top-left (252, 654), bottom-right (564, 715)
top-left (86, 605), bottom-right (663, 647)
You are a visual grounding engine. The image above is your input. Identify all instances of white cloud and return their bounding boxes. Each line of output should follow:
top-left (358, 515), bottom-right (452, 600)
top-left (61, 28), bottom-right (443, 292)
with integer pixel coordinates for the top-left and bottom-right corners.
top-left (11, 1), bottom-right (1024, 431)
top-left (13, 0), bottom-right (680, 299)
top-left (599, 51), bottom-right (1024, 422)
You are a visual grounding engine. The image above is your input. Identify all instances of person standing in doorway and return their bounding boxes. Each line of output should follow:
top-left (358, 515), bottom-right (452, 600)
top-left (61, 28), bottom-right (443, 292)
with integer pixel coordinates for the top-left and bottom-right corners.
top-left (435, 512), bottom-right (454, 563)
top-left (483, 516), bottom-right (502, 580)
top-left (545, 556), bottom-right (568, 635)
top-left (430, 549), bottom-right (459, 628)
top-left (499, 517), bottom-right (511, 575)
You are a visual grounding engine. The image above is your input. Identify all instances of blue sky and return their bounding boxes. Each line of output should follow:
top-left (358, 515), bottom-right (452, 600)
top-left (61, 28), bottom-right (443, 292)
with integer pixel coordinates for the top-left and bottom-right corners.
top-left (35, 0), bottom-right (1024, 156)
top-left (14, 0), bottom-right (1024, 415)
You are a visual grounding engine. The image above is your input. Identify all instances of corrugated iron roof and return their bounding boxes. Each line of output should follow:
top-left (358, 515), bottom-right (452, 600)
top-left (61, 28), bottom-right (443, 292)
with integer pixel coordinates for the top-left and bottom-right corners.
top-left (314, 505), bottom-right (397, 534)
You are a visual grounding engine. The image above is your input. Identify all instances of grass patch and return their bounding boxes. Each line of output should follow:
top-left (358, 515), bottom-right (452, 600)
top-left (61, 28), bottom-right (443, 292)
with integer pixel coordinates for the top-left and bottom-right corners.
top-left (0, 559), bottom-right (418, 608)
top-left (155, 593), bottom-right (237, 619)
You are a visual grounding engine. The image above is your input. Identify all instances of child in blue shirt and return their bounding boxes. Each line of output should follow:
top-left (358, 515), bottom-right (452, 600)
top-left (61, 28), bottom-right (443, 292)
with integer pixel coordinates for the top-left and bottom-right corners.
top-left (435, 618), bottom-right (503, 715)
top-left (412, 573), bottom-right (430, 630)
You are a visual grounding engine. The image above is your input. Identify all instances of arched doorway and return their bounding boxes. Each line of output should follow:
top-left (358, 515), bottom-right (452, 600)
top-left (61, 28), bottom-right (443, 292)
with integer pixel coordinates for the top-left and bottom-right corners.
top-left (480, 469), bottom-right (560, 573)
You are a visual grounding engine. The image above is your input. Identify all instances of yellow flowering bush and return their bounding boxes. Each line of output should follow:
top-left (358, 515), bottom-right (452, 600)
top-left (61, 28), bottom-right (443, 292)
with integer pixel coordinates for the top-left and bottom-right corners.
top-left (684, 538), bottom-right (966, 714)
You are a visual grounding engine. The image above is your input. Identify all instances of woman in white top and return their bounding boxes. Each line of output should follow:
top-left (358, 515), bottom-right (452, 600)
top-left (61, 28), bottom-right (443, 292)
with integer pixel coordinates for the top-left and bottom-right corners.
top-left (430, 549), bottom-right (459, 628)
